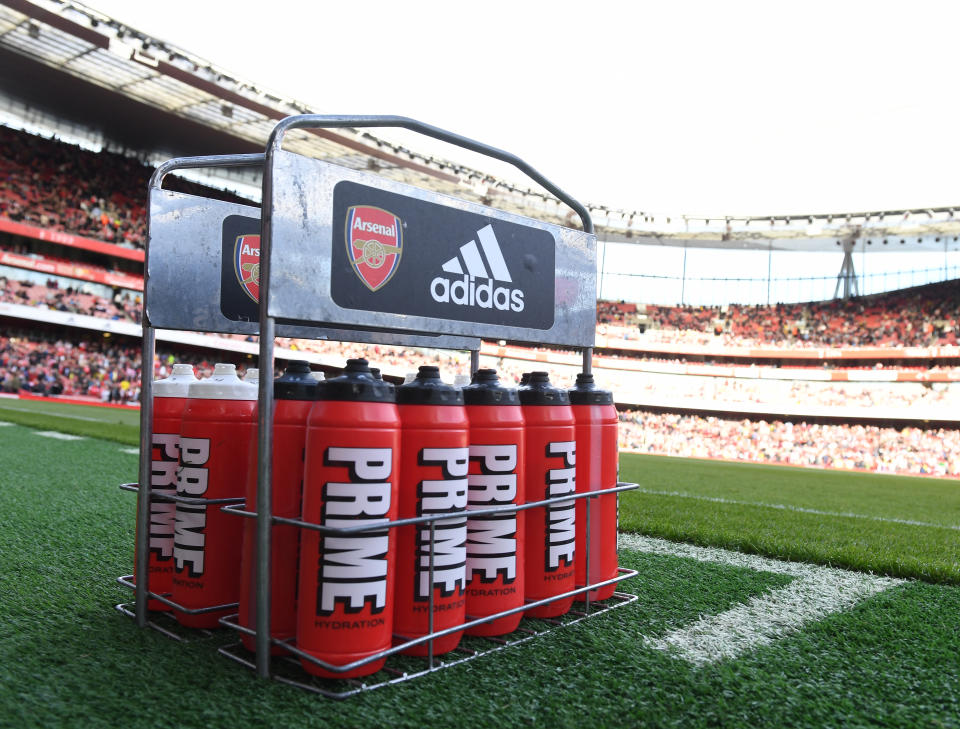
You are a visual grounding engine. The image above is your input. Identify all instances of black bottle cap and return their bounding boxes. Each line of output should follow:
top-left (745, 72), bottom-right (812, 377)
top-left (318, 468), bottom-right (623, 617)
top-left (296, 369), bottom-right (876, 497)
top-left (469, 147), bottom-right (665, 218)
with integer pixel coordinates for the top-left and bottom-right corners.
top-left (519, 372), bottom-right (532, 387)
top-left (462, 368), bottom-right (519, 406)
top-left (316, 358), bottom-right (395, 403)
top-left (368, 366), bottom-right (395, 391)
top-left (518, 371), bottom-right (570, 406)
top-left (274, 359), bottom-right (318, 400)
top-left (396, 365), bottom-right (464, 406)
top-left (568, 372), bottom-right (614, 405)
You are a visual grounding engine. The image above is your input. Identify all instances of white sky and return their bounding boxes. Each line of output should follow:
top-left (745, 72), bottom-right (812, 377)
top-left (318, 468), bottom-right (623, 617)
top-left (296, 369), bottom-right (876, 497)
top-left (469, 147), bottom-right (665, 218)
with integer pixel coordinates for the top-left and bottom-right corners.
top-left (80, 0), bottom-right (960, 219)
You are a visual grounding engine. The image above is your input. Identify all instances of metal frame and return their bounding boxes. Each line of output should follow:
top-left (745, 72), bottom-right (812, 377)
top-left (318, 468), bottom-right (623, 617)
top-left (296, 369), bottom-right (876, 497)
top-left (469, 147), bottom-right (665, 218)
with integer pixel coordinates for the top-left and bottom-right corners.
top-left (122, 114), bottom-right (636, 697)
top-left (215, 589), bottom-right (639, 700)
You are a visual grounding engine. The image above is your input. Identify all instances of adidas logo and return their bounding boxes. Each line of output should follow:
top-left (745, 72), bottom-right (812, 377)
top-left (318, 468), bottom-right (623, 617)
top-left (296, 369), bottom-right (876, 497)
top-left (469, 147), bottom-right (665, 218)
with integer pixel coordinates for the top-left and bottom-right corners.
top-left (430, 224), bottom-right (525, 312)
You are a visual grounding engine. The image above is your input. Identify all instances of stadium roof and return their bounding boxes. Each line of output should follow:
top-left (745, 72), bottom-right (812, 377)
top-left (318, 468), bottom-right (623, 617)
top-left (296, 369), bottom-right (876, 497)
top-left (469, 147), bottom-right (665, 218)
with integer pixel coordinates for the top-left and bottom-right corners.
top-left (2, 0), bottom-right (960, 254)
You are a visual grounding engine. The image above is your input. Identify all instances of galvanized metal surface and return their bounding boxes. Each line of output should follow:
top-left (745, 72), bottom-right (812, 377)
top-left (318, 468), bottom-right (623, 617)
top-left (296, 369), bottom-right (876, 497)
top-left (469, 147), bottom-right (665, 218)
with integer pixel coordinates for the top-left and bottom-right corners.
top-left (265, 115), bottom-right (595, 235)
top-left (253, 314), bottom-right (275, 676)
top-left (145, 186), bottom-right (479, 349)
top-left (266, 150), bottom-right (597, 347)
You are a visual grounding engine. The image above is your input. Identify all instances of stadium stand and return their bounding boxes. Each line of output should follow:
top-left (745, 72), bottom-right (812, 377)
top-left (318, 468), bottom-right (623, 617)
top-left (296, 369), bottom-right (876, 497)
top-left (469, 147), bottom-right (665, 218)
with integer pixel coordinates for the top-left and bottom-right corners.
top-left (0, 125), bottom-right (250, 250)
top-left (618, 410), bottom-right (960, 477)
top-left (5, 321), bottom-right (960, 477)
top-left (4, 250), bottom-right (960, 412)
top-left (0, 327), bottom-right (142, 401)
top-left (639, 280), bottom-right (960, 348)
top-left (0, 238), bottom-right (143, 287)
top-left (0, 325), bottom-right (257, 403)
top-left (0, 273), bottom-right (141, 323)
top-left (2, 117), bottom-right (960, 479)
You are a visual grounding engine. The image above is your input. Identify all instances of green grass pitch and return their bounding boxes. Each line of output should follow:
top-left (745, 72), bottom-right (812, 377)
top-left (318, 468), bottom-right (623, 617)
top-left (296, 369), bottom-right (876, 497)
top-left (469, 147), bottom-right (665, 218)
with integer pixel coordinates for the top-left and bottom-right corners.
top-left (0, 398), bottom-right (139, 444)
top-left (2, 397), bottom-right (955, 583)
top-left (1, 404), bottom-right (959, 727)
top-left (618, 454), bottom-right (960, 584)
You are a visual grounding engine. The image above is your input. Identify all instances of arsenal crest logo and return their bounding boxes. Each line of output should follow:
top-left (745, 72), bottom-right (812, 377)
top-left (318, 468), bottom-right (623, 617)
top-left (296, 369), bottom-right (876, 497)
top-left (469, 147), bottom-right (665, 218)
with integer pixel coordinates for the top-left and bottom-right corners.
top-left (345, 205), bottom-right (403, 292)
top-left (233, 234), bottom-right (260, 302)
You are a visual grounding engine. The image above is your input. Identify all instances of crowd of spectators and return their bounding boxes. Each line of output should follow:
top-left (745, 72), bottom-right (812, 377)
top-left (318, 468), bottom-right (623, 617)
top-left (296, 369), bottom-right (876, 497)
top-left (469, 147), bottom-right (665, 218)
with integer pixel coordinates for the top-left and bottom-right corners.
top-left (5, 272), bottom-right (960, 414)
top-left (5, 125), bottom-right (960, 478)
top-left (4, 126), bottom-right (959, 354)
top-left (618, 410), bottom-right (960, 477)
top-left (4, 324), bottom-right (960, 478)
top-left (597, 300), bottom-right (638, 325)
top-left (0, 125), bottom-right (249, 250)
top-left (0, 238), bottom-right (140, 281)
top-left (599, 369), bottom-right (960, 411)
top-left (1, 332), bottom-right (142, 403)
top-left (628, 280), bottom-right (960, 349)
top-left (3, 122), bottom-right (960, 353)
top-left (0, 330), bottom-right (258, 404)
top-left (1, 275), bottom-right (141, 323)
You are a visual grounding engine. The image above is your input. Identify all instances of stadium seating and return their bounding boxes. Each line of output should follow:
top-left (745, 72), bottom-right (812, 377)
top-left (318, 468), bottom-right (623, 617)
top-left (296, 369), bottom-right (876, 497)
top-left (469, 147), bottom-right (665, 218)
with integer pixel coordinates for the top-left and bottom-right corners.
top-left (618, 410), bottom-right (960, 477)
top-left (4, 124), bottom-right (960, 479)
top-left (4, 266), bottom-right (960, 411)
top-left (0, 125), bottom-right (249, 250)
top-left (0, 276), bottom-right (141, 323)
top-left (0, 328), bottom-right (256, 403)
top-left (634, 280), bottom-right (960, 348)
top-left (5, 318), bottom-right (960, 477)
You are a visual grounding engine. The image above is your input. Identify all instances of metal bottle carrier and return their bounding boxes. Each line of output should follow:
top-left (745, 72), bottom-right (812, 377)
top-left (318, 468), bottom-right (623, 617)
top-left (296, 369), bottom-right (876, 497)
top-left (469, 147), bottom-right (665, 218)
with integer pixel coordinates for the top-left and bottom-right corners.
top-left (116, 115), bottom-right (639, 699)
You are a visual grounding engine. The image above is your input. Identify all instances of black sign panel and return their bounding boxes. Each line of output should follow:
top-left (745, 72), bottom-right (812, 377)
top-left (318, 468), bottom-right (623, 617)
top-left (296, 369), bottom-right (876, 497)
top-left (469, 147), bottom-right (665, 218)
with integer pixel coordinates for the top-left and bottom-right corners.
top-left (331, 181), bottom-right (556, 330)
top-left (220, 214), bottom-right (261, 321)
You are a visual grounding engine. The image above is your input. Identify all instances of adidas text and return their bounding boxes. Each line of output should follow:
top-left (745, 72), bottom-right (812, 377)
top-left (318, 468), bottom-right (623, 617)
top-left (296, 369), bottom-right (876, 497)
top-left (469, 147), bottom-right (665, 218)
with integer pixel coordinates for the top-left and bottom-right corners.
top-left (430, 274), bottom-right (525, 312)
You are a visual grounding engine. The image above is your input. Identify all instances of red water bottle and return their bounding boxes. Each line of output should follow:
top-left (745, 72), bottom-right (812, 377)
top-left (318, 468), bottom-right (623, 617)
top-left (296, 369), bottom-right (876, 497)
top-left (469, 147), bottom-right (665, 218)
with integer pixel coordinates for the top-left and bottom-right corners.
top-left (137, 363), bottom-right (197, 610)
top-left (171, 363), bottom-right (257, 628)
top-left (569, 373), bottom-right (620, 601)
top-left (238, 360), bottom-right (317, 652)
top-left (297, 358), bottom-right (399, 678)
top-left (462, 368), bottom-right (525, 636)
top-left (394, 366), bottom-right (469, 655)
top-left (521, 371), bottom-right (576, 618)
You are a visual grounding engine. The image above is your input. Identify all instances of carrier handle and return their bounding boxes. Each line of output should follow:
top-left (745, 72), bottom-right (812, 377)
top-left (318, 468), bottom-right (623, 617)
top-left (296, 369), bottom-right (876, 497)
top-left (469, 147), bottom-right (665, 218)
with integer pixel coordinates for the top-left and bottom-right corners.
top-left (266, 115), bottom-right (594, 234)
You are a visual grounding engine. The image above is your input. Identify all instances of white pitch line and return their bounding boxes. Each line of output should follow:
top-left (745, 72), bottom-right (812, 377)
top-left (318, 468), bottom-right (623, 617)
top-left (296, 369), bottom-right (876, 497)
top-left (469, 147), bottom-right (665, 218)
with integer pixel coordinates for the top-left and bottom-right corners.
top-left (620, 534), bottom-right (903, 666)
top-left (34, 430), bottom-right (86, 441)
top-left (0, 421), bottom-right (13, 426)
top-left (633, 487), bottom-right (960, 531)
top-left (120, 448), bottom-right (140, 455)
top-left (0, 405), bottom-right (105, 423)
